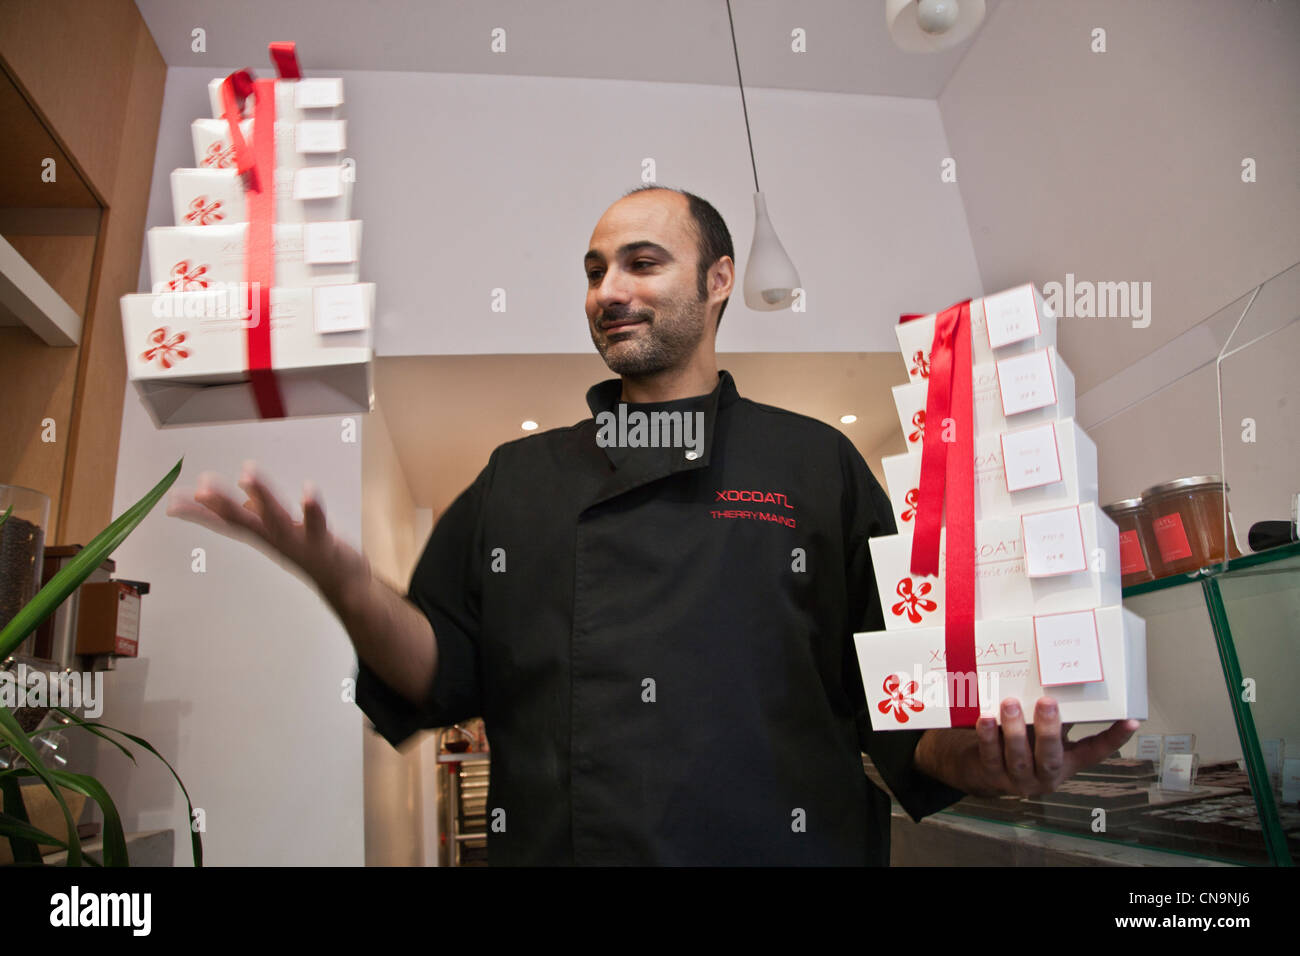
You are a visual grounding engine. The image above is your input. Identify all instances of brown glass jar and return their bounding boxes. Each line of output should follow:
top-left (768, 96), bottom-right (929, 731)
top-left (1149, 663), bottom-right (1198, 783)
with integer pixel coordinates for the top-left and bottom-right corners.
top-left (1138, 476), bottom-right (1244, 577)
top-left (1101, 497), bottom-right (1156, 587)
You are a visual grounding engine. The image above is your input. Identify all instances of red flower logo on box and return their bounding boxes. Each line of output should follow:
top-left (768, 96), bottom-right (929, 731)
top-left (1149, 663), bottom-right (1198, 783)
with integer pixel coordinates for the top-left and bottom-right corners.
top-left (141, 327), bottom-right (190, 370)
top-left (901, 487), bottom-right (920, 522)
top-left (167, 260), bottom-right (210, 291)
top-left (877, 674), bottom-right (924, 723)
top-left (910, 349), bottom-right (930, 379)
top-left (892, 576), bottom-right (936, 623)
top-left (184, 196), bottom-right (225, 225)
top-left (201, 141), bottom-right (237, 168)
top-left (908, 409), bottom-right (926, 444)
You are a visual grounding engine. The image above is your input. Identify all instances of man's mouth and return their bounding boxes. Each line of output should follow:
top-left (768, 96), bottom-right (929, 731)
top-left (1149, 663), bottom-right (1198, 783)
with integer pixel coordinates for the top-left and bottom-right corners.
top-left (603, 319), bottom-right (645, 331)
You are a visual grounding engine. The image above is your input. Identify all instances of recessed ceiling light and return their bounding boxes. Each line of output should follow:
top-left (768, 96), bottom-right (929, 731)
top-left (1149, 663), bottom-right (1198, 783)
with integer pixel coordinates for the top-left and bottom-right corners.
top-left (521, 420), bottom-right (538, 431)
top-left (840, 414), bottom-right (857, 424)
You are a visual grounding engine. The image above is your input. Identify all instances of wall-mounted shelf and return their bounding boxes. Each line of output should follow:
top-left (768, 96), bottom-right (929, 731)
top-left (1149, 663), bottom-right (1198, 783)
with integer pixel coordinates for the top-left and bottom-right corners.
top-left (0, 233), bottom-right (82, 346)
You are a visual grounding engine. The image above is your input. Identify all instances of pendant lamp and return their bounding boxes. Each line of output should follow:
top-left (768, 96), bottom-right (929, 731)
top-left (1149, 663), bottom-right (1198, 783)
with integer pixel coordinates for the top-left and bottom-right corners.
top-left (886, 0), bottom-right (987, 52)
top-left (727, 0), bottom-right (801, 311)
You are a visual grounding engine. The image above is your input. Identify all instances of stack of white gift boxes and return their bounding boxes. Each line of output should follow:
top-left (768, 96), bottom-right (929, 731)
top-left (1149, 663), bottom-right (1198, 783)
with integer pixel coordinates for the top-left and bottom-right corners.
top-left (120, 58), bottom-right (374, 427)
top-left (855, 283), bottom-right (1148, 730)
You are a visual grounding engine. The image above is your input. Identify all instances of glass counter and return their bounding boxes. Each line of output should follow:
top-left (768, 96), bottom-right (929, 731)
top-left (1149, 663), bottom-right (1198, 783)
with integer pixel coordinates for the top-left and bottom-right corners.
top-left (926, 540), bottom-right (1300, 866)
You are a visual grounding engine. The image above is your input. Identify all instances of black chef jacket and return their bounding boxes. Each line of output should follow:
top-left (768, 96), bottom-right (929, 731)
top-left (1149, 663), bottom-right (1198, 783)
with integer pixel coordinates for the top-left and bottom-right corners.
top-left (355, 369), bottom-right (966, 865)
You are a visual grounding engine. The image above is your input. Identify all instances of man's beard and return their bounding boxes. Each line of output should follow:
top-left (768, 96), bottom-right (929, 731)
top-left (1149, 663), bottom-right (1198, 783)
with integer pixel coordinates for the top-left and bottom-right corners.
top-left (592, 293), bottom-right (708, 377)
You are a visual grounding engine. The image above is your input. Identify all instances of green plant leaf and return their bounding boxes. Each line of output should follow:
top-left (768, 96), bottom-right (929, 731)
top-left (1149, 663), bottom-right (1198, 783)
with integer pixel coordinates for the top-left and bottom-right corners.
top-left (0, 774), bottom-right (46, 863)
top-left (53, 707), bottom-right (203, 867)
top-left (0, 503), bottom-right (12, 530)
top-left (43, 769), bottom-right (128, 867)
top-left (0, 458), bottom-right (183, 660)
top-left (0, 706), bottom-right (80, 865)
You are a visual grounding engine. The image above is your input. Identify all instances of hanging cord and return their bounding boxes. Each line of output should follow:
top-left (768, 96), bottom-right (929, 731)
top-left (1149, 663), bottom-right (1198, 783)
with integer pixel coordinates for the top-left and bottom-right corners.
top-left (1215, 282), bottom-right (1263, 569)
top-left (727, 0), bottom-right (760, 193)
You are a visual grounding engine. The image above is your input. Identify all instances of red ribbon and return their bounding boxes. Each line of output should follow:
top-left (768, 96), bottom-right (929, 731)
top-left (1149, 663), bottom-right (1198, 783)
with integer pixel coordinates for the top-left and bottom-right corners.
top-left (217, 42), bottom-right (303, 420)
top-left (907, 301), bottom-right (978, 726)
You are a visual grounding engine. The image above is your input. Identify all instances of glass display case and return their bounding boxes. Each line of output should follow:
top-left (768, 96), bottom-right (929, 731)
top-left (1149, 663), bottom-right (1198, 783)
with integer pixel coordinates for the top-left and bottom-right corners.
top-left (928, 540), bottom-right (1299, 866)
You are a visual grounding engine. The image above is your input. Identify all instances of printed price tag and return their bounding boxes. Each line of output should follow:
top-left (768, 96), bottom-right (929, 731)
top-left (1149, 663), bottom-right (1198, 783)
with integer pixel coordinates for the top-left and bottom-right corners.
top-left (296, 119), bottom-right (346, 153)
top-left (1163, 733), bottom-right (1196, 755)
top-left (303, 221), bottom-right (357, 264)
top-left (1136, 734), bottom-right (1163, 762)
top-left (1020, 505), bottom-right (1087, 577)
top-left (995, 348), bottom-right (1057, 417)
top-left (1159, 753), bottom-right (1197, 792)
top-left (294, 77), bottom-right (344, 109)
top-left (293, 165), bottom-right (344, 200)
top-left (313, 284), bottom-right (369, 334)
top-left (982, 284), bottom-right (1042, 349)
top-left (1033, 610), bottom-right (1103, 686)
top-left (1000, 422), bottom-right (1063, 492)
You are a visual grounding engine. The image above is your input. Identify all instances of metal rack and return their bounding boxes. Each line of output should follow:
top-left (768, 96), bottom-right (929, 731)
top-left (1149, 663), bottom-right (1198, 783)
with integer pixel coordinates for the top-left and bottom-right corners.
top-left (436, 747), bottom-right (490, 866)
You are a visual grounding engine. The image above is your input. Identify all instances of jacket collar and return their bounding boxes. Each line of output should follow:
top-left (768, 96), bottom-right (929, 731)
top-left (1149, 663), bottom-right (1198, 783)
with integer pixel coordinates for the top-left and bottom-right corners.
top-left (584, 368), bottom-right (738, 478)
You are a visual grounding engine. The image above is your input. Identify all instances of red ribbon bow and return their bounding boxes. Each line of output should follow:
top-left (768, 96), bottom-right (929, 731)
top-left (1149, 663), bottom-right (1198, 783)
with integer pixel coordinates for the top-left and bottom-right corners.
top-left (904, 301), bottom-right (978, 726)
top-left (216, 42), bottom-right (303, 420)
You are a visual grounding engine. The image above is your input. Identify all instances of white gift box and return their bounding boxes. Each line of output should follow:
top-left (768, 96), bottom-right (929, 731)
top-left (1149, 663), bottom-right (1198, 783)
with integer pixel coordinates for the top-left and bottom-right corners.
top-left (854, 604), bottom-right (1147, 730)
top-left (868, 501), bottom-right (1120, 631)
top-left (896, 283), bottom-right (1058, 385)
top-left (120, 285), bottom-right (373, 426)
top-left (881, 419), bottom-right (1099, 529)
top-left (191, 118), bottom-right (345, 171)
top-left (148, 222), bottom-right (361, 292)
top-left (207, 76), bottom-right (343, 122)
top-left (170, 167), bottom-right (352, 226)
top-left (892, 346), bottom-right (1076, 451)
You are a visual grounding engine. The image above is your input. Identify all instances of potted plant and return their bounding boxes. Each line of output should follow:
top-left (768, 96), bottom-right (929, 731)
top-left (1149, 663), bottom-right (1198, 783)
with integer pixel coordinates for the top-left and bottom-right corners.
top-left (0, 458), bottom-right (202, 866)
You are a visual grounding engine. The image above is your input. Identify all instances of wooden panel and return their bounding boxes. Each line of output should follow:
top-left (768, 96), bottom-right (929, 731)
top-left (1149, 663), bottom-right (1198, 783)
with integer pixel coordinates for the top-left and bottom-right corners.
top-left (0, 0), bottom-right (140, 202)
top-left (0, 327), bottom-right (79, 540)
top-left (58, 13), bottom-right (166, 547)
top-left (0, 62), bottom-right (99, 207)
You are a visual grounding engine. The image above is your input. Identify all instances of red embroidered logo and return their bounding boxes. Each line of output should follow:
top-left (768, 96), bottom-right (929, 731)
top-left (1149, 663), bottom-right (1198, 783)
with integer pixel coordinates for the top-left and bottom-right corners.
top-left (167, 260), bottom-right (210, 291)
top-left (891, 576), bottom-right (937, 623)
top-left (141, 327), bottom-right (190, 369)
top-left (910, 349), bottom-right (930, 379)
top-left (201, 141), bottom-right (237, 168)
top-left (878, 674), bottom-right (924, 723)
top-left (710, 489), bottom-right (795, 528)
top-left (184, 196), bottom-right (225, 225)
top-left (901, 487), bottom-right (919, 522)
top-left (908, 409), bottom-right (925, 445)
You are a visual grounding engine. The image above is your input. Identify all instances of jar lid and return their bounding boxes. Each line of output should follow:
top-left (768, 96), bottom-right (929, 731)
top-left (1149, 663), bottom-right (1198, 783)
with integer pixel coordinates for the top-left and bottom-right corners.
top-left (1140, 475), bottom-right (1229, 498)
top-left (1102, 497), bottom-right (1144, 512)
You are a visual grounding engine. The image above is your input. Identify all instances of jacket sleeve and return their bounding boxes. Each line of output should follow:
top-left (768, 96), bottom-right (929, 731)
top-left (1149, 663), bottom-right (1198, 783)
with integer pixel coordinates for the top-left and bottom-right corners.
top-left (354, 453), bottom-right (493, 749)
top-left (839, 434), bottom-right (968, 823)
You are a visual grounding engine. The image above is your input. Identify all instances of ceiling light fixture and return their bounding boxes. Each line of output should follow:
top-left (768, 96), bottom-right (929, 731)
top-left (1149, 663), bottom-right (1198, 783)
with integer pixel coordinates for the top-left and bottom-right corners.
top-left (726, 0), bottom-right (802, 311)
top-left (886, 0), bottom-right (987, 52)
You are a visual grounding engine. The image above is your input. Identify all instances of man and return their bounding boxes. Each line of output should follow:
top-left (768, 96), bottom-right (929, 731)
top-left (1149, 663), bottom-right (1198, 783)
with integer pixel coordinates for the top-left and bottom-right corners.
top-left (170, 185), bottom-right (1138, 865)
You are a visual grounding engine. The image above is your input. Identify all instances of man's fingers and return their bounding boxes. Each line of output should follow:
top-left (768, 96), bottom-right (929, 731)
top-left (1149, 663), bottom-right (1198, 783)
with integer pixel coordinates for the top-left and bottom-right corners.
top-left (1000, 699), bottom-right (1035, 793)
top-left (302, 481), bottom-right (327, 540)
top-left (1067, 719), bottom-right (1141, 774)
top-left (975, 717), bottom-right (1003, 789)
top-left (1032, 698), bottom-right (1066, 787)
top-left (237, 462), bottom-right (297, 539)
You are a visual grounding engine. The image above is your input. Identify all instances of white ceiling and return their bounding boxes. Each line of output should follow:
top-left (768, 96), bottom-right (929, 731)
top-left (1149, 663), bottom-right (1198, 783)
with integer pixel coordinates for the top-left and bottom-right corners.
top-left (133, 0), bottom-right (999, 98)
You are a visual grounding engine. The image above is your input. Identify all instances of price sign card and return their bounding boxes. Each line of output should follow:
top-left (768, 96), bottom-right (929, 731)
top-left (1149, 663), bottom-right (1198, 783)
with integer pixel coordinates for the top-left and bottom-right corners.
top-left (996, 348), bottom-right (1057, 417)
top-left (1001, 422), bottom-right (1064, 492)
top-left (1033, 609), bottom-right (1103, 686)
top-left (1021, 505), bottom-right (1087, 577)
top-left (1160, 753), bottom-right (1198, 792)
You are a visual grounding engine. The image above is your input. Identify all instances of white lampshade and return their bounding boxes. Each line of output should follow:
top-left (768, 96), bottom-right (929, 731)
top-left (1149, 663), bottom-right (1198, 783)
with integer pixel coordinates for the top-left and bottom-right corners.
top-left (743, 192), bottom-right (801, 311)
top-left (886, 0), bottom-right (986, 52)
